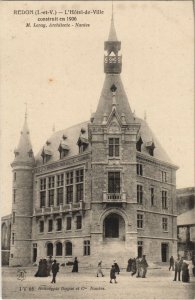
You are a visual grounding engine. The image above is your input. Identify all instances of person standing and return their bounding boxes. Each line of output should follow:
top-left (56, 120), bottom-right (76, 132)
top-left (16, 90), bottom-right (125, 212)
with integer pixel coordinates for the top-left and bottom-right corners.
top-left (113, 260), bottom-right (120, 275)
top-left (47, 255), bottom-right (53, 276)
top-left (169, 256), bottom-right (175, 271)
top-left (136, 257), bottom-right (142, 278)
top-left (141, 255), bottom-right (148, 278)
top-left (110, 265), bottom-right (117, 283)
top-left (51, 260), bottom-right (59, 284)
top-left (182, 260), bottom-right (190, 283)
top-left (72, 257), bottom-right (79, 272)
top-left (97, 261), bottom-right (104, 277)
top-left (131, 258), bottom-right (137, 276)
top-left (127, 258), bottom-right (132, 272)
top-left (173, 255), bottom-right (183, 281)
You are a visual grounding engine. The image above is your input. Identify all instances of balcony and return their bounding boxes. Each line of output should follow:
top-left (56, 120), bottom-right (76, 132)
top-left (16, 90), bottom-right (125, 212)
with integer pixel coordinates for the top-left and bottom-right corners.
top-left (34, 201), bottom-right (84, 216)
top-left (103, 192), bottom-right (127, 203)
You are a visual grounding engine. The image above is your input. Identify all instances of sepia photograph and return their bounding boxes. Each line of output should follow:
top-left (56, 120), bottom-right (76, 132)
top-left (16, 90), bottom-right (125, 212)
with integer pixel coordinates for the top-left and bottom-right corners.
top-left (0, 0), bottom-right (194, 299)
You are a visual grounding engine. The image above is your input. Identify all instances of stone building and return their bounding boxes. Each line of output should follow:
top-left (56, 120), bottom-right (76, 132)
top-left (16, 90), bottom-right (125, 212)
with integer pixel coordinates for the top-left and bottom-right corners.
top-left (177, 187), bottom-right (195, 259)
top-left (1, 214), bottom-right (11, 265)
top-left (9, 16), bottom-right (178, 267)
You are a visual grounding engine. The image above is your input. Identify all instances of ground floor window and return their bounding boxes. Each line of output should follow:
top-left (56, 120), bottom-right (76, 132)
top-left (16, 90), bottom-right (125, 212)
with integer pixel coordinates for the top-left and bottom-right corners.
top-left (161, 243), bottom-right (168, 262)
top-left (137, 241), bottom-right (143, 258)
top-left (47, 243), bottom-right (53, 256)
top-left (56, 242), bottom-right (62, 256)
top-left (84, 240), bottom-right (90, 256)
top-left (65, 242), bottom-right (72, 256)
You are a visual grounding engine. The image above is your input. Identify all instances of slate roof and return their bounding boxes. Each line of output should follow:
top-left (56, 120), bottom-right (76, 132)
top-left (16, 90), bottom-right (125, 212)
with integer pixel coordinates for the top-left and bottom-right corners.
top-left (93, 74), bottom-right (134, 125)
top-left (12, 117), bottom-right (35, 166)
top-left (177, 208), bottom-right (195, 226)
top-left (35, 116), bottom-right (173, 167)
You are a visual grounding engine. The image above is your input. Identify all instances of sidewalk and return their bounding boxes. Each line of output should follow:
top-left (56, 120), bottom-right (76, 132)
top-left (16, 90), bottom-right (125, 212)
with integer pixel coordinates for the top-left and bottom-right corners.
top-left (2, 266), bottom-right (195, 299)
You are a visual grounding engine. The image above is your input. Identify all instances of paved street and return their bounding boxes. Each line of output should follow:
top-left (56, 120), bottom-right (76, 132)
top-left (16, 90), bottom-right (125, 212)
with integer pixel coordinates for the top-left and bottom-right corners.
top-left (1, 266), bottom-right (195, 299)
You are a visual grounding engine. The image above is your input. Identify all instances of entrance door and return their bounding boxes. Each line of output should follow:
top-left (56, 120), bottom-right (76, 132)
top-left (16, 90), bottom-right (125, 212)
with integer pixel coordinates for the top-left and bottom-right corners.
top-left (105, 215), bottom-right (119, 238)
top-left (33, 248), bottom-right (37, 263)
top-left (161, 243), bottom-right (168, 262)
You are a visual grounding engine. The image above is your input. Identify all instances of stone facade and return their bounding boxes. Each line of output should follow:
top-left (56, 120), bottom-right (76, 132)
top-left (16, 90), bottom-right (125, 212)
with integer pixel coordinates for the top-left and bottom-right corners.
top-left (8, 16), bottom-right (178, 267)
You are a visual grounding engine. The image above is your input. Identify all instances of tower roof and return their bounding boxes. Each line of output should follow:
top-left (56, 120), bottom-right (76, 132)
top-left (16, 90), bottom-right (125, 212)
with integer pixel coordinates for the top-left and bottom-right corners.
top-left (93, 74), bottom-right (134, 124)
top-left (12, 116), bottom-right (34, 166)
top-left (108, 17), bottom-right (118, 42)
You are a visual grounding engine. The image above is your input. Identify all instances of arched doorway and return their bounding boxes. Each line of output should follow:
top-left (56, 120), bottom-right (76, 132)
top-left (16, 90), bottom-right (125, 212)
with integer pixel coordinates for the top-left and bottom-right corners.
top-left (103, 213), bottom-right (125, 240)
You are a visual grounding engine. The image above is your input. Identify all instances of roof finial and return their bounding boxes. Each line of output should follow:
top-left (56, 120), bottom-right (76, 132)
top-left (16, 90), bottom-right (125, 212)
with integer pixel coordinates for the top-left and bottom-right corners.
top-left (111, 0), bottom-right (114, 21)
top-left (24, 102), bottom-right (28, 120)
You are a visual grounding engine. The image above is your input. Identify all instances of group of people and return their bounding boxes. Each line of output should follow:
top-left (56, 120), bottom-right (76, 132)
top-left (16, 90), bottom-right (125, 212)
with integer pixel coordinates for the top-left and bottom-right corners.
top-left (34, 253), bottom-right (193, 284)
top-left (169, 255), bottom-right (190, 283)
top-left (35, 256), bottom-right (79, 283)
top-left (126, 255), bottom-right (148, 278)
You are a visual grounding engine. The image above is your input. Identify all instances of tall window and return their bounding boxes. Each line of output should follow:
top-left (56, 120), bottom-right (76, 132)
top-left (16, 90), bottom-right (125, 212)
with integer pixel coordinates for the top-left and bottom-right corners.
top-left (47, 243), bottom-right (53, 256)
top-left (137, 214), bottom-right (143, 229)
top-left (48, 219), bottom-right (53, 232)
top-left (56, 219), bottom-right (62, 231)
top-left (57, 188), bottom-right (63, 206)
top-left (13, 189), bottom-right (16, 204)
top-left (56, 242), bottom-right (62, 256)
top-left (162, 190), bottom-right (168, 209)
top-left (76, 216), bottom-right (82, 230)
top-left (137, 185), bottom-right (143, 205)
top-left (109, 138), bottom-right (119, 157)
top-left (76, 169), bottom-right (84, 202)
top-left (48, 177), bottom-right (55, 207)
top-left (40, 178), bottom-right (46, 208)
top-left (108, 172), bottom-right (120, 193)
top-left (12, 212), bottom-right (15, 224)
top-left (12, 233), bottom-right (15, 245)
top-left (84, 240), bottom-right (90, 256)
top-left (161, 171), bottom-right (167, 182)
top-left (137, 164), bottom-right (143, 176)
top-left (66, 217), bottom-right (72, 230)
top-left (65, 242), bottom-right (72, 256)
top-left (150, 187), bottom-right (154, 206)
top-left (66, 171), bottom-right (73, 203)
top-left (162, 218), bottom-right (168, 231)
top-left (39, 220), bottom-right (44, 233)
top-left (14, 172), bottom-right (16, 181)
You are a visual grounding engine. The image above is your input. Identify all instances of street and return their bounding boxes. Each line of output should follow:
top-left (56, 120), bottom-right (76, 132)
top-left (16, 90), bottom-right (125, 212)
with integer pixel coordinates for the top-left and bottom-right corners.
top-left (1, 266), bottom-right (195, 299)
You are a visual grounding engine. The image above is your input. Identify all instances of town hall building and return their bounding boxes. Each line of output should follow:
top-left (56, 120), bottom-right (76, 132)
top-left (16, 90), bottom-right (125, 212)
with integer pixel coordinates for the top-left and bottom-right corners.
top-left (9, 15), bottom-right (178, 267)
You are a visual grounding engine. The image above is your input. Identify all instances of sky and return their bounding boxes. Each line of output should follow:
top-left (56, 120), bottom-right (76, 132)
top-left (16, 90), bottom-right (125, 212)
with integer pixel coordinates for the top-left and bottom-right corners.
top-left (0, 1), bottom-right (194, 217)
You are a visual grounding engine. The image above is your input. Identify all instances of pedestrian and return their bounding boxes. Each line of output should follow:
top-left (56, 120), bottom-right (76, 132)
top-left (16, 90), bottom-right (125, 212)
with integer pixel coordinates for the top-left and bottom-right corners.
top-left (127, 258), bottom-right (133, 272)
top-left (51, 260), bottom-right (59, 284)
top-left (113, 260), bottom-right (120, 275)
top-left (97, 261), bottom-right (104, 277)
top-left (141, 255), bottom-right (148, 278)
top-left (110, 265), bottom-right (117, 283)
top-left (136, 256), bottom-right (142, 278)
top-left (131, 258), bottom-right (137, 276)
top-left (47, 255), bottom-right (53, 276)
top-left (34, 258), bottom-right (43, 277)
top-left (72, 257), bottom-right (79, 272)
top-left (182, 260), bottom-right (190, 283)
top-left (169, 256), bottom-right (175, 271)
top-left (173, 255), bottom-right (183, 281)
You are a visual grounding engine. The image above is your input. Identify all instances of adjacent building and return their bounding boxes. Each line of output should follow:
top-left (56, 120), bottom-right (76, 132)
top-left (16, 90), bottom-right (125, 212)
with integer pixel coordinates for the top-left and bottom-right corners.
top-left (9, 16), bottom-right (178, 267)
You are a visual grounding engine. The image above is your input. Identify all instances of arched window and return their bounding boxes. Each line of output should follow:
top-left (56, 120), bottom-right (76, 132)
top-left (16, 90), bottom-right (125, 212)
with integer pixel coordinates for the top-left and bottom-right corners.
top-left (47, 243), bottom-right (53, 256)
top-left (65, 242), bottom-right (72, 256)
top-left (56, 242), bottom-right (62, 256)
top-left (1, 223), bottom-right (7, 249)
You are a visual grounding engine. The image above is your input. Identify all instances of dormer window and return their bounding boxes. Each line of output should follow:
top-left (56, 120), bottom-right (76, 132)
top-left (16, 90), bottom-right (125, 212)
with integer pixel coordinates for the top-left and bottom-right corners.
top-left (146, 141), bottom-right (155, 156)
top-left (109, 138), bottom-right (119, 157)
top-left (41, 148), bottom-right (52, 164)
top-left (28, 149), bottom-right (33, 158)
top-left (58, 135), bottom-right (69, 159)
top-left (136, 137), bottom-right (143, 152)
top-left (77, 128), bottom-right (89, 154)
